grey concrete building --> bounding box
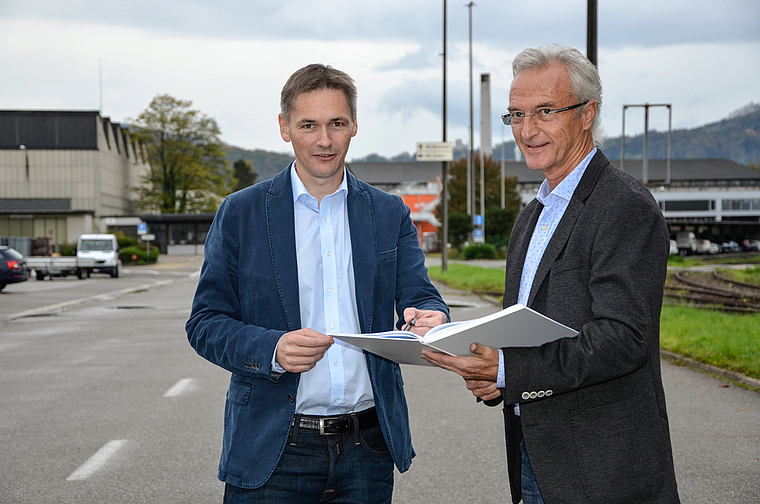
[0,110,150,252]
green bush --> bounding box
[59,243,76,256]
[462,243,497,260]
[120,244,159,264]
[108,229,139,248]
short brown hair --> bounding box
[280,64,357,123]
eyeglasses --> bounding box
[501,101,589,126]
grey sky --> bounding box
[1,0,758,160]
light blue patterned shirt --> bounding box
[271,163,375,415]
[497,149,597,403]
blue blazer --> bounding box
[186,166,449,489]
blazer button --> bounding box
[537,391,545,398]
[521,392,530,400]
[287,395,295,403]
[545,389,553,397]
[529,391,538,399]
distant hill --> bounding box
[225,145,294,182]
[225,103,760,177]
[600,103,760,165]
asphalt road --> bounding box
[0,256,758,503]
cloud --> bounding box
[1,0,758,158]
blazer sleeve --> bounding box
[501,186,669,404]
[185,195,286,380]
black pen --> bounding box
[402,317,417,332]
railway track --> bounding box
[665,270,760,313]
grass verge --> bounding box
[427,263,505,293]
[660,306,759,380]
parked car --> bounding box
[0,246,29,291]
[676,231,698,255]
[697,239,720,255]
[669,239,679,256]
[720,240,740,253]
[77,234,121,278]
[740,239,760,252]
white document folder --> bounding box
[332,304,578,366]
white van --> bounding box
[77,234,122,278]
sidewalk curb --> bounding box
[660,349,760,391]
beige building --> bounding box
[0,110,150,252]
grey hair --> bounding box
[280,64,357,124]
[512,44,605,147]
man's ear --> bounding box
[582,100,597,131]
[278,113,291,142]
[351,115,358,137]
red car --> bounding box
[0,246,29,291]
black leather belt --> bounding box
[293,407,380,435]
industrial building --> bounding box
[0,110,150,254]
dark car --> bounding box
[0,246,29,291]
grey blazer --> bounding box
[498,151,680,503]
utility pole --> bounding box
[441,0,449,272]
[587,0,597,66]
[466,1,475,217]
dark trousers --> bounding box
[223,423,394,503]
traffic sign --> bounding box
[416,141,454,162]
[141,234,155,242]
[137,222,147,235]
[473,228,485,243]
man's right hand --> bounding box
[275,329,334,373]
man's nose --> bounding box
[521,114,540,138]
[317,128,332,147]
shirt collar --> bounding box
[536,148,597,204]
[290,161,349,204]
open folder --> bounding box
[331,304,578,366]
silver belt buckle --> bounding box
[319,417,328,436]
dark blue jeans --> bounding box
[521,440,546,504]
[223,423,394,503]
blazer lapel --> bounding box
[527,151,609,305]
[266,166,301,331]
[346,173,376,334]
[505,200,542,306]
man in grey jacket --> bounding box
[423,44,680,503]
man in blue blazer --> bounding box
[423,45,680,503]
[186,64,448,503]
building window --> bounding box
[722,198,760,211]
[663,200,713,212]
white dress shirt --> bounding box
[272,163,375,416]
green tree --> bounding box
[130,94,230,213]
[447,212,473,248]
[437,155,522,247]
[231,159,257,192]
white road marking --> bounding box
[163,378,194,397]
[66,439,128,481]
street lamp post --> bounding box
[622,103,672,185]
